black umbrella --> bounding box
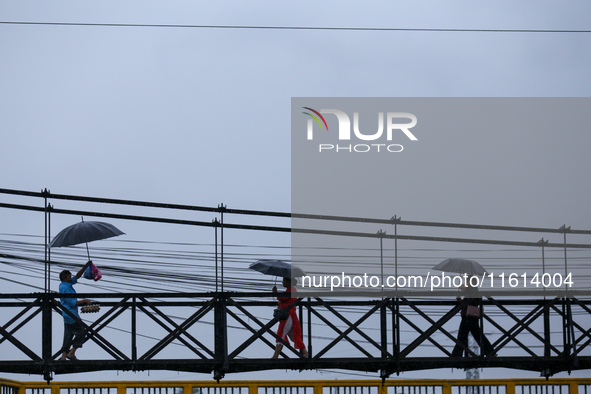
[249,259,306,280]
[433,258,487,276]
[49,219,125,260]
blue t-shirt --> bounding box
[59,277,79,325]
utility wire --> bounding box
[0,21,590,33]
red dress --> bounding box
[276,286,306,350]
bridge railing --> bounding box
[1,378,590,394]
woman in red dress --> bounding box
[271,277,308,358]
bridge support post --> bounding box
[42,293,53,382]
[544,300,551,358]
[380,299,388,381]
[132,297,137,364]
[214,293,228,381]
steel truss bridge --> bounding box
[1,188,591,382]
[0,291,590,382]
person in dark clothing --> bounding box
[59,261,92,361]
[451,282,495,357]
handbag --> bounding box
[83,262,102,282]
[83,265,93,280]
[466,305,480,317]
[90,262,102,281]
[273,308,289,321]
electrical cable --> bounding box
[0,21,590,34]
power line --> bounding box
[0,21,590,33]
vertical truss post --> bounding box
[544,299,551,358]
[380,297,388,381]
[566,298,578,369]
[214,294,228,381]
[42,292,53,382]
[390,216,400,292]
[478,302,484,357]
[382,301,388,362]
[43,190,51,293]
[559,225,577,370]
[42,190,53,382]
[562,298,567,356]
[218,204,226,292]
[394,297,400,374]
[561,297,573,362]
[44,192,48,292]
[307,297,312,358]
[377,230,385,291]
[132,297,137,363]
[299,302,304,350]
[216,202,228,380]
[538,238,548,299]
[213,219,220,292]
[565,297,572,368]
[560,225,570,291]
[540,238,551,377]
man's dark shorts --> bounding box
[62,321,86,352]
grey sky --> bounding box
[1,0,590,383]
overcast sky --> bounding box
[1,0,591,383]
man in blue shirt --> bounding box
[59,260,92,361]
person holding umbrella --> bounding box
[271,277,308,359]
[58,260,92,361]
[248,260,308,358]
[433,258,496,358]
[451,279,496,358]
